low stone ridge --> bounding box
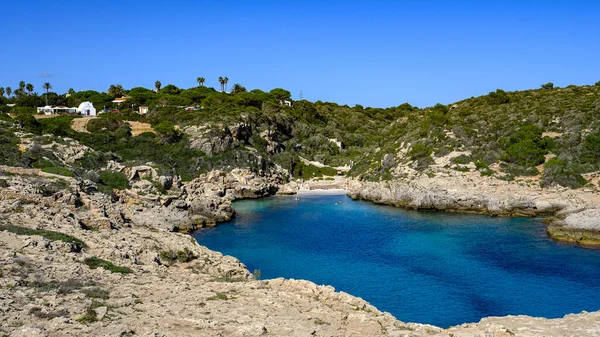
[2,168,600,336]
[345,166,600,244]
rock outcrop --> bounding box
[348,168,600,245]
[184,125,234,155]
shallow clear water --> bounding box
[193,194,600,327]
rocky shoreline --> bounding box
[343,168,600,248]
[2,166,600,336]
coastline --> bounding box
[275,172,600,247]
[339,170,600,248]
[2,167,600,336]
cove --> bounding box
[193,194,600,328]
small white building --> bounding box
[37,105,77,115]
[139,106,149,114]
[37,106,55,115]
[77,101,96,116]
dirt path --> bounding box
[70,117,94,133]
[67,117,155,136]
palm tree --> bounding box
[218,77,224,92]
[68,88,75,95]
[155,80,162,92]
[6,87,11,97]
[197,77,205,87]
[0,87,4,97]
[18,81,25,92]
[26,83,34,94]
[231,83,247,94]
[108,84,125,97]
[43,82,52,106]
[223,77,229,92]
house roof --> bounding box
[112,97,127,102]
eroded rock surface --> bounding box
[2,169,600,336]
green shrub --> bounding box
[76,300,105,324]
[81,287,110,299]
[87,117,121,133]
[206,292,228,301]
[41,167,73,177]
[503,139,547,166]
[541,82,554,89]
[451,154,472,164]
[0,225,87,251]
[159,248,197,265]
[540,158,587,189]
[487,89,510,104]
[292,162,337,179]
[501,124,548,167]
[581,133,600,166]
[408,144,432,160]
[502,164,540,177]
[154,121,182,142]
[98,170,130,190]
[84,257,132,273]
[38,116,76,137]
[14,113,42,134]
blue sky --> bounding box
[1,1,599,108]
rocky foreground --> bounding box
[1,167,600,336]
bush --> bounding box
[291,162,337,179]
[98,170,130,190]
[76,300,105,324]
[540,158,587,189]
[488,89,510,104]
[41,167,73,177]
[451,154,472,164]
[0,225,87,251]
[14,113,41,133]
[541,82,554,89]
[503,139,547,166]
[501,124,548,166]
[87,117,121,133]
[84,257,132,273]
[581,133,600,166]
[154,121,182,143]
[159,248,197,265]
[502,163,540,176]
[81,287,110,299]
[408,144,432,160]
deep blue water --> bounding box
[193,194,600,328]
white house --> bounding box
[139,106,149,114]
[37,105,77,115]
[279,99,293,107]
[37,106,54,115]
[77,102,96,116]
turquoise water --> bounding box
[193,194,600,327]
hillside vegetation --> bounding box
[1,81,599,189]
